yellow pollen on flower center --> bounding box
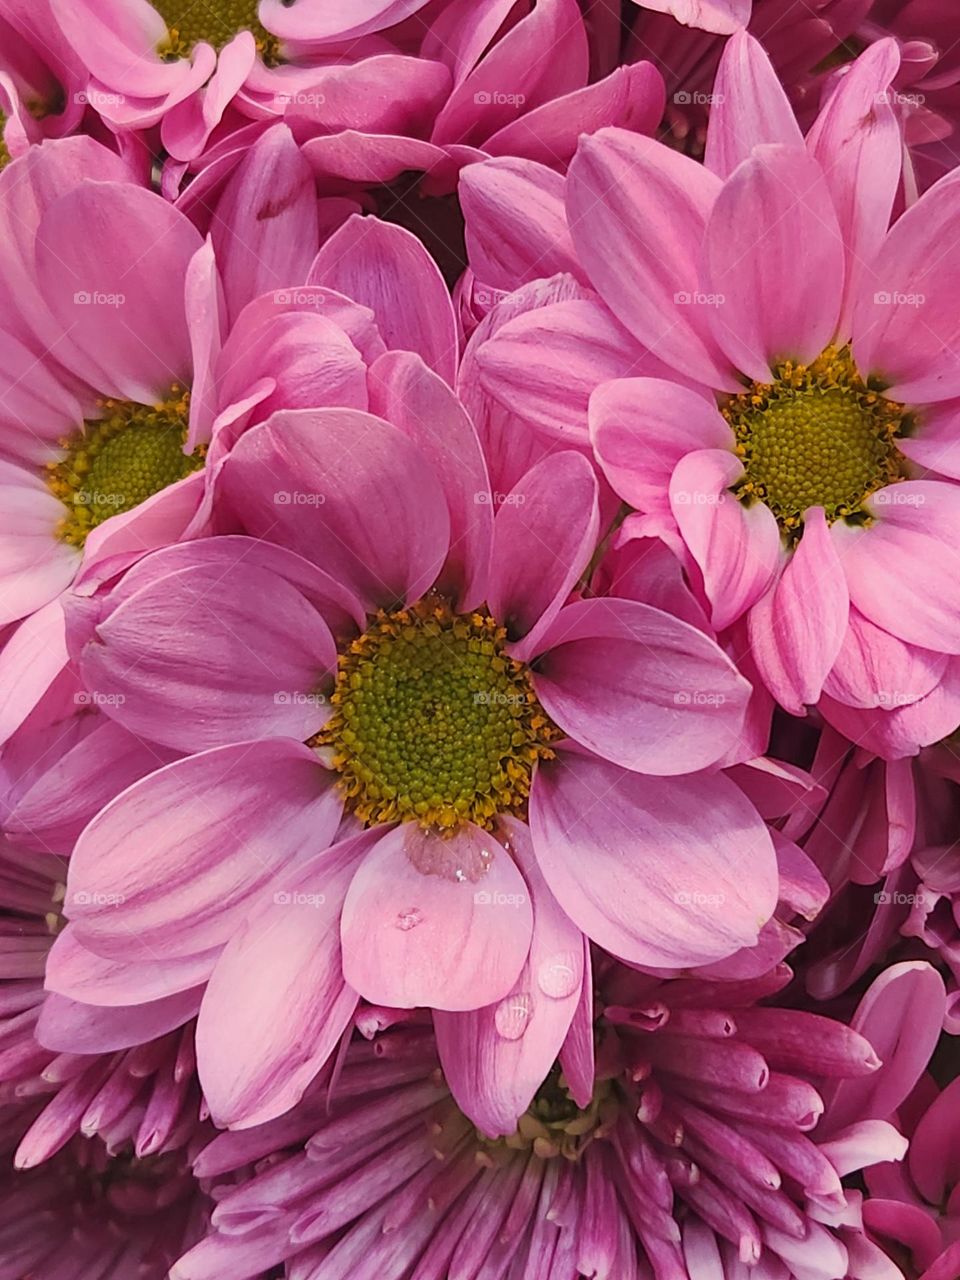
[45,386,204,548]
[722,346,911,536]
[493,1067,618,1162]
[154,0,283,63]
[319,597,560,835]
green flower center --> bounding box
[321,598,559,834]
[154,0,282,64]
[495,1067,618,1161]
[46,388,204,548]
[723,346,910,536]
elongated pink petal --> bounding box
[530,752,778,967]
[340,823,533,1011]
[37,988,202,1054]
[533,597,751,774]
[705,31,803,179]
[65,741,342,960]
[434,818,583,1137]
[704,145,844,383]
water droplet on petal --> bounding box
[395,907,423,931]
[494,992,533,1040]
[537,952,580,999]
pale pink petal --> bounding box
[65,741,342,960]
[747,509,850,715]
[35,183,202,401]
[566,129,735,389]
[669,448,782,631]
[705,31,803,179]
[79,558,336,753]
[634,0,749,35]
[217,408,450,612]
[487,452,599,660]
[704,145,844,383]
[367,350,492,612]
[197,836,375,1130]
[0,598,70,745]
[533,598,752,774]
[434,818,583,1137]
[260,0,432,42]
[806,39,902,339]
[37,989,202,1055]
[340,823,533,1011]
[209,123,319,323]
[45,928,218,1006]
[308,216,456,386]
[822,607,948,709]
[898,401,960,480]
[853,168,960,403]
[530,752,778,967]
[590,377,733,512]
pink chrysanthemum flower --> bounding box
[172,960,942,1280]
[50,353,779,1128]
[475,32,960,723]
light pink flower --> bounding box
[49,355,779,1128]
[475,32,960,722]
[630,0,750,35]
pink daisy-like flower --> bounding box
[475,32,960,723]
[49,352,779,1128]
[172,959,943,1280]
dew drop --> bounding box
[494,992,533,1040]
[537,952,580,999]
[395,907,423,931]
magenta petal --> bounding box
[37,988,202,1055]
[487,451,599,659]
[434,818,583,1137]
[196,837,373,1130]
[308,215,457,386]
[218,408,451,612]
[703,145,844,383]
[80,557,336,754]
[65,740,342,960]
[533,597,751,774]
[705,31,803,179]
[340,823,533,1012]
[748,509,850,715]
[566,128,734,388]
[669,448,782,630]
[368,350,492,612]
[530,752,778,967]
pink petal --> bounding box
[703,145,844,384]
[308,216,456,386]
[65,740,342,960]
[590,377,733,512]
[806,39,902,339]
[533,597,752,774]
[566,129,734,389]
[209,123,319,323]
[530,752,778,967]
[822,607,948,710]
[35,182,201,401]
[340,823,533,1011]
[217,408,450,612]
[197,837,373,1129]
[669,448,782,631]
[79,557,336,753]
[705,31,803,179]
[46,928,218,1006]
[748,509,850,715]
[434,818,583,1137]
[487,451,599,660]
[635,0,749,35]
[853,168,960,403]
[37,988,202,1055]
[368,350,492,612]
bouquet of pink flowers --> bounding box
[0,2,959,1277]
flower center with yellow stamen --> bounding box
[0,113,9,171]
[495,1067,618,1161]
[722,346,911,536]
[154,0,283,64]
[320,597,559,834]
[46,386,204,548]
